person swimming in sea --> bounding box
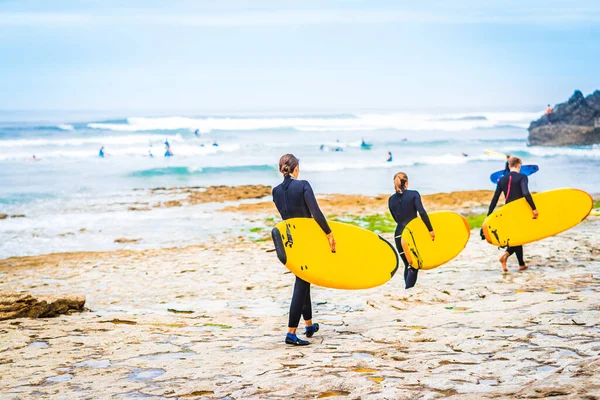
[212,141,219,147]
[462,152,468,157]
[272,154,336,346]
[194,129,200,138]
[99,146,105,158]
[388,172,434,289]
[486,156,538,272]
[148,150,154,158]
[386,151,393,162]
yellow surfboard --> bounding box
[401,211,470,270]
[484,149,507,158]
[271,218,398,290]
[482,188,592,247]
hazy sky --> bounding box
[1,0,599,112]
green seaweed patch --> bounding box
[465,214,487,229]
[333,214,396,234]
[249,227,264,233]
[594,200,600,209]
[168,308,194,314]
[203,323,232,329]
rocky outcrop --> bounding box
[528,90,600,146]
[0,293,85,320]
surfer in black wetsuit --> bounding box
[388,172,434,289]
[272,154,336,346]
[504,154,510,173]
[487,156,539,272]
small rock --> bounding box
[114,238,141,244]
[10,214,25,218]
[0,293,85,321]
[0,214,7,220]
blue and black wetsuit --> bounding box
[488,171,537,266]
[273,176,331,328]
[388,190,433,289]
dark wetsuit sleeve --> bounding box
[488,183,502,215]
[416,193,433,232]
[388,197,398,223]
[520,176,536,210]
[303,182,331,235]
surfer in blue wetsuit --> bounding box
[212,141,218,147]
[486,156,538,272]
[99,146,105,158]
[386,151,393,162]
[272,154,336,346]
[388,172,434,289]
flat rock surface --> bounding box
[0,218,599,399]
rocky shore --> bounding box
[1,186,599,399]
[528,90,600,146]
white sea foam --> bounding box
[86,111,542,134]
[57,124,75,131]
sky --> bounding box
[0,0,599,112]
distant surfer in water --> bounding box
[148,150,154,158]
[194,129,200,138]
[99,146,105,158]
[388,172,434,289]
[272,154,336,346]
[386,151,393,162]
[486,156,538,272]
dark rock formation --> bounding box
[0,293,86,320]
[528,90,600,146]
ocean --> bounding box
[1,110,599,258]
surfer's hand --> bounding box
[327,233,336,253]
[429,231,435,241]
[532,210,539,219]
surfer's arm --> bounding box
[303,182,332,235]
[488,184,502,215]
[388,197,398,223]
[415,193,433,232]
[520,176,537,211]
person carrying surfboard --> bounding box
[272,154,336,346]
[486,156,539,272]
[388,172,435,289]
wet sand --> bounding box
[0,188,599,399]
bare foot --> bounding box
[519,265,528,271]
[499,254,508,273]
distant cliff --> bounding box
[528,90,600,146]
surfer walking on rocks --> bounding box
[388,172,434,289]
[487,156,539,272]
[272,154,336,346]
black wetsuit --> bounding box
[388,190,433,289]
[273,176,331,328]
[488,171,537,266]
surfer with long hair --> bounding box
[272,154,336,346]
[388,172,434,289]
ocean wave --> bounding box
[129,164,277,178]
[0,134,185,148]
[301,153,500,172]
[503,145,600,158]
[57,124,75,131]
[86,111,541,134]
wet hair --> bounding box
[393,172,408,194]
[279,154,299,177]
[508,156,522,168]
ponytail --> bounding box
[279,154,300,177]
[393,172,408,194]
